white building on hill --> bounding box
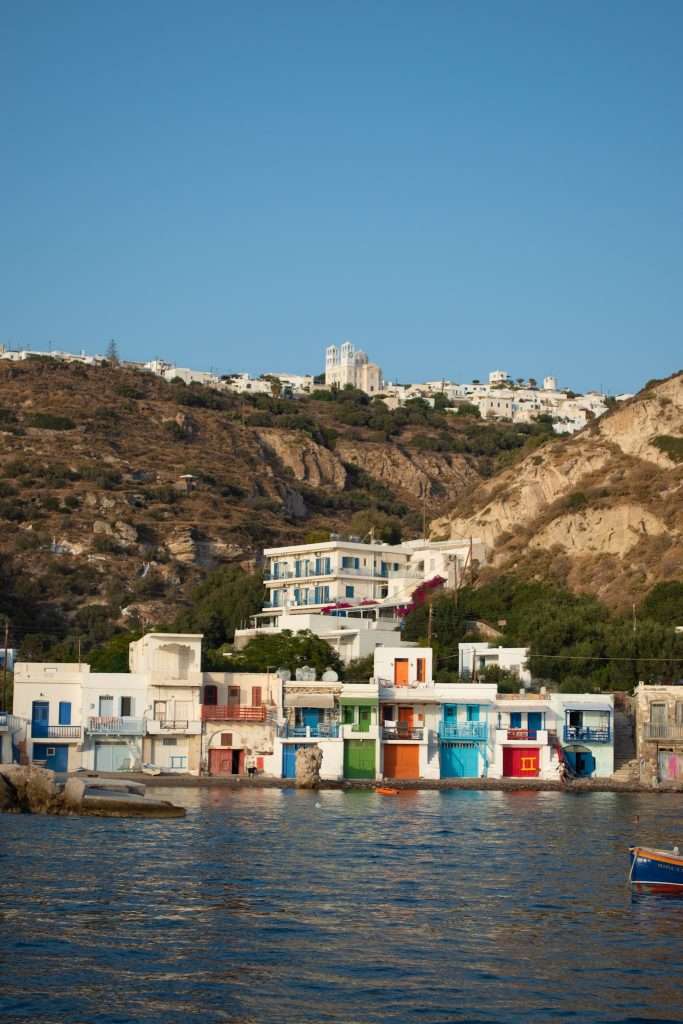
[325,341,383,394]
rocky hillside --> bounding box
[432,372,683,610]
[0,357,552,643]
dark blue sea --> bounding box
[2,788,683,1023]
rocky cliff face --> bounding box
[431,372,683,609]
[0,359,491,633]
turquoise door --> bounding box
[527,712,543,737]
[443,705,457,723]
[440,743,479,778]
[33,744,68,772]
[302,708,321,730]
[283,744,303,779]
[466,705,480,722]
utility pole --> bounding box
[2,619,9,713]
[427,602,433,648]
[422,490,427,539]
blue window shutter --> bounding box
[59,701,71,725]
[346,585,355,598]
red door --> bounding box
[209,748,232,776]
[503,747,540,777]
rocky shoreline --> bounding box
[0,766,186,816]
[95,772,683,795]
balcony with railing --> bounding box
[439,722,488,742]
[563,725,611,743]
[201,704,267,722]
[643,723,683,741]
[30,723,82,740]
[0,713,24,732]
[382,726,424,741]
[277,722,340,739]
[146,719,202,735]
[87,716,145,736]
[496,728,549,745]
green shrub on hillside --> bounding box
[652,435,683,463]
[25,413,76,430]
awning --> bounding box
[284,693,335,709]
[563,702,612,713]
[340,696,378,707]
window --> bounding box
[650,703,667,726]
[343,706,354,725]
[345,585,355,598]
[46,747,56,757]
[203,685,218,706]
[58,701,71,725]
[120,696,133,717]
[228,687,241,706]
[251,686,262,706]
[162,738,177,746]
[510,712,522,729]
[154,701,166,721]
[221,733,233,746]
[99,695,114,716]
[416,658,426,682]
[676,703,683,726]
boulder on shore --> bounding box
[295,745,323,788]
[0,766,185,817]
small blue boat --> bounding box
[629,845,683,891]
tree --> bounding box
[639,581,683,626]
[105,339,119,363]
[86,631,142,672]
[229,630,343,677]
[343,654,374,682]
[349,509,402,544]
[174,566,265,649]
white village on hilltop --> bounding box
[0,339,630,434]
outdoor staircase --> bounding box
[612,709,639,782]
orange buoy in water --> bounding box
[376,786,400,796]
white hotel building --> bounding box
[234,536,487,663]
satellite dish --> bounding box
[322,668,339,683]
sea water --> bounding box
[2,788,683,1023]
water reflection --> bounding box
[1,790,683,1022]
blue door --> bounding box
[527,712,543,738]
[32,744,68,772]
[441,743,479,778]
[32,701,49,738]
[302,708,321,731]
[58,701,71,725]
[466,705,480,722]
[510,712,522,729]
[282,744,303,779]
[443,705,457,723]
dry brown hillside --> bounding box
[1,357,551,635]
[431,371,683,610]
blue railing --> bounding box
[563,726,610,744]
[439,722,488,742]
[277,722,340,738]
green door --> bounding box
[358,707,371,733]
[344,739,375,779]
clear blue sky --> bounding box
[2,1,682,393]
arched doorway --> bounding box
[563,744,595,778]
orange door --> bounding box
[383,744,420,779]
[398,706,414,729]
[416,658,426,682]
[394,659,409,686]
